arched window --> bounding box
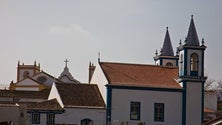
[81,118,93,125]
[190,53,199,76]
[166,62,173,67]
[23,71,30,79]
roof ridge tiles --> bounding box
[100,61,178,69]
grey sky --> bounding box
[0,0,222,84]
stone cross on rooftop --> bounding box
[64,59,69,67]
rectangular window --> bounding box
[154,103,164,122]
[47,113,55,124]
[32,113,40,124]
[130,101,140,120]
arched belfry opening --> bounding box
[190,53,199,76]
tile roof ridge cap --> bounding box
[100,61,178,69]
[55,82,96,86]
[100,61,155,66]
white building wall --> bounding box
[186,82,202,125]
[39,114,47,125]
[90,63,108,103]
[55,108,106,125]
[17,79,39,86]
[162,59,177,67]
[0,105,20,124]
[111,88,182,125]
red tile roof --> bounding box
[55,82,105,108]
[100,62,181,89]
[26,98,63,111]
[0,89,50,99]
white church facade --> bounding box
[90,15,207,125]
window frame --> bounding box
[46,113,55,124]
[154,103,164,122]
[32,112,40,124]
[130,101,141,120]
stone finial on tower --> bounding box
[179,39,182,46]
[98,52,101,62]
[201,38,205,46]
[155,49,158,56]
[88,62,96,83]
[18,61,20,66]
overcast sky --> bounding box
[0,0,222,84]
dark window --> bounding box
[32,113,40,124]
[23,71,30,79]
[154,103,164,122]
[81,118,93,125]
[37,76,47,83]
[166,62,173,67]
[20,113,24,117]
[130,102,140,120]
[47,113,55,124]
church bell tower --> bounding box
[154,27,179,67]
[17,61,40,82]
[177,15,207,125]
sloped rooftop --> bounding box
[26,98,63,111]
[0,89,50,99]
[55,82,105,108]
[99,62,181,89]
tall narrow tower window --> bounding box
[190,53,198,76]
[179,54,183,76]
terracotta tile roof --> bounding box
[0,89,50,99]
[26,98,63,111]
[0,99,63,111]
[55,82,105,108]
[100,62,181,89]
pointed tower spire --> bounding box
[153,27,179,66]
[161,27,174,56]
[186,15,200,46]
